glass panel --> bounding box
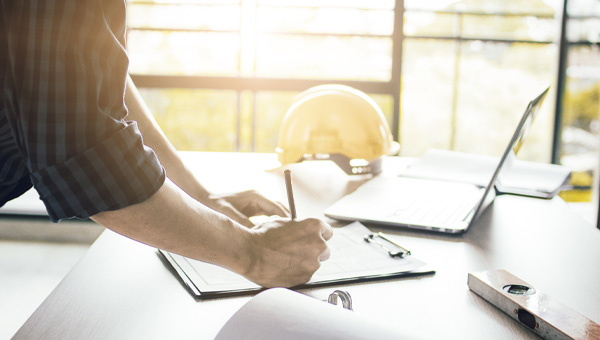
[405,0,555,15]
[400,39,456,156]
[255,92,297,153]
[138,89,238,151]
[567,0,600,17]
[404,11,456,37]
[567,18,600,42]
[239,91,253,152]
[561,45,600,171]
[255,35,392,80]
[461,14,556,41]
[404,0,458,11]
[129,0,240,4]
[257,7,393,35]
[563,1,600,203]
[257,0,394,10]
[127,4,241,30]
[453,41,556,163]
[405,11,556,41]
[127,31,240,75]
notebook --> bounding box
[324,87,550,234]
[214,288,426,339]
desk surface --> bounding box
[12,152,600,339]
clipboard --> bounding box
[160,221,435,299]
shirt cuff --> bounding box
[31,121,165,222]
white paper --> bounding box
[215,288,423,340]
[167,222,428,296]
[403,149,570,195]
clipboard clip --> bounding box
[364,232,411,258]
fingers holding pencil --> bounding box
[283,169,333,261]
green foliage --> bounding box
[563,82,600,130]
[139,88,238,151]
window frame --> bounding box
[127,0,592,164]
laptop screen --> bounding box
[470,86,550,223]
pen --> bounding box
[284,169,297,219]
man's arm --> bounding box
[124,75,287,227]
[96,76,334,288]
[91,178,332,288]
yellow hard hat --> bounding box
[276,84,400,175]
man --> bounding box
[0,0,332,288]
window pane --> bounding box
[400,39,456,156]
[127,4,241,30]
[258,0,394,10]
[401,39,556,161]
[405,0,555,15]
[461,14,556,41]
[257,7,393,35]
[454,42,555,163]
[138,89,238,151]
[129,0,240,4]
[562,45,600,171]
[255,35,392,80]
[255,92,297,153]
[568,0,600,17]
[562,3,600,202]
[405,11,556,42]
[404,12,456,37]
[128,31,240,75]
[567,18,600,42]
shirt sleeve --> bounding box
[1,0,165,222]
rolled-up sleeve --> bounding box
[31,121,165,222]
[0,0,165,222]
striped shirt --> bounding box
[0,0,165,222]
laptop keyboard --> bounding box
[351,176,485,226]
[325,175,486,230]
[387,185,481,225]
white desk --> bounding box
[12,152,600,339]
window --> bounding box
[559,0,600,202]
[402,1,557,162]
[126,0,600,202]
[127,0,398,152]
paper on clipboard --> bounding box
[402,149,570,198]
[160,222,434,298]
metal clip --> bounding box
[327,290,353,311]
[364,232,411,258]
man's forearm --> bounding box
[91,179,251,275]
[91,179,333,288]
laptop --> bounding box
[325,87,550,234]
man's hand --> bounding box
[92,179,333,289]
[205,190,290,228]
[242,217,334,288]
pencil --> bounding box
[284,169,297,219]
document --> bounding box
[161,222,433,298]
[215,288,426,339]
[402,149,571,198]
